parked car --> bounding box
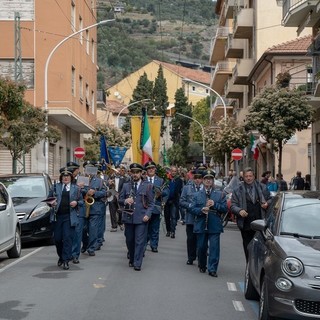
[244,191,320,320]
[0,173,54,244]
[0,182,21,258]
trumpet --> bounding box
[84,194,95,218]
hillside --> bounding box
[97,0,217,88]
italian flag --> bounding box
[250,133,259,160]
[140,108,153,164]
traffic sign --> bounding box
[74,147,85,159]
[231,148,243,161]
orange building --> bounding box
[0,0,99,176]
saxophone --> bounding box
[84,193,95,218]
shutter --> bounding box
[0,144,31,174]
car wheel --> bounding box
[221,212,229,227]
[7,227,22,258]
[244,261,259,300]
[259,277,276,320]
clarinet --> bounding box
[204,189,211,231]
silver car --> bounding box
[244,191,320,320]
[0,182,21,258]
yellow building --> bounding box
[0,0,99,176]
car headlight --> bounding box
[281,257,304,277]
[28,204,51,219]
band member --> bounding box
[67,161,80,182]
[190,170,227,277]
[144,161,169,252]
[49,167,83,270]
[180,169,203,265]
[118,163,154,271]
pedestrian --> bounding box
[267,176,278,192]
[276,173,288,191]
[180,169,203,266]
[49,167,83,270]
[292,171,305,190]
[305,174,311,190]
[118,163,154,271]
[260,171,271,184]
[190,169,227,277]
[144,161,169,253]
[164,165,183,238]
[230,167,272,262]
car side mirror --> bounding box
[251,219,266,232]
[0,203,7,211]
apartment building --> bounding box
[211,0,311,178]
[0,0,99,176]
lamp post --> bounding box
[44,19,115,174]
[116,99,151,128]
[183,78,228,175]
[175,112,206,165]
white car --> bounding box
[0,182,21,258]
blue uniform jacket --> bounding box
[119,180,155,224]
[152,176,169,215]
[180,181,203,225]
[49,183,84,227]
[190,189,227,233]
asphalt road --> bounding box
[0,216,259,320]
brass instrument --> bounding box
[203,189,211,231]
[84,194,95,218]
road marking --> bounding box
[227,282,237,291]
[232,300,245,311]
[0,247,43,274]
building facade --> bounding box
[0,0,99,176]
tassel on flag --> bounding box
[140,108,153,164]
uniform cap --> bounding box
[129,163,143,172]
[202,169,216,179]
[66,161,80,169]
[144,160,156,170]
[59,167,73,176]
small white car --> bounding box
[0,182,21,258]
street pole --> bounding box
[183,78,228,176]
[175,112,206,165]
[116,99,151,128]
[44,19,115,174]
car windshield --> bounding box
[0,177,46,198]
[281,199,320,238]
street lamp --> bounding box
[183,78,228,175]
[116,99,151,127]
[44,19,115,173]
[175,112,206,165]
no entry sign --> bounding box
[231,148,243,161]
[74,147,85,159]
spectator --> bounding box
[292,171,305,190]
[267,176,278,192]
[276,173,288,191]
[305,174,311,190]
[261,171,271,184]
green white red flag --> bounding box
[140,108,153,164]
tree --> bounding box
[153,65,169,136]
[205,118,249,165]
[191,97,210,142]
[170,88,192,157]
[167,143,185,166]
[245,87,314,175]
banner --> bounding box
[100,135,110,170]
[108,146,128,167]
[131,115,161,164]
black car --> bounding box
[0,173,54,244]
[244,191,320,320]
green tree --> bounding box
[167,143,185,166]
[170,88,192,156]
[153,64,169,136]
[245,87,314,175]
[191,97,210,142]
[205,117,249,165]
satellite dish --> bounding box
[114,91,119,97]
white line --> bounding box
[232,300,245,312]
[227,282,237,291]
[0,247,44,274]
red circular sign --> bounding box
[231,148,243,161]
[74,147,85,159]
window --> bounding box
[86,30,89,54]
[71,2,76,32]
[91,90,95,114]
[192,86,196,91]
[85,83,89,107]
[71,66,76,97]
[91,39,95,63]
[79,75,83,101]
[79,16,83,44]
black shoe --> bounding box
[127,251,130,259]
[209,271,218,277]
[57,259,63,267]
[170,233,175,238]
[199,267,206,273]
[72,258,79,264]
[166,232,170,237]
[81,247,87,253]
[120,225,124,231]
[88,251,95,256]
[151,247,158,253]
[134,266,141,271]
[129,262,134,268]
[63,262,69,270]
[186,260,193,265]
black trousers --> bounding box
[186,224,197,262]
[109,200,118,229]
[240,229,256,262]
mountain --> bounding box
[97,0,217,88]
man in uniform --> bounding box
[118,163,154,271]
[190,170,227,277]
[144,161,169,253]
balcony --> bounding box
[233,58,255,85]
[210,97,234,123]
[225,34,244,59]
[210,27,230,65]
[233,8,254,39]
[211,61,236,95]
[224,78,244,99]
[282,0,319,28]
